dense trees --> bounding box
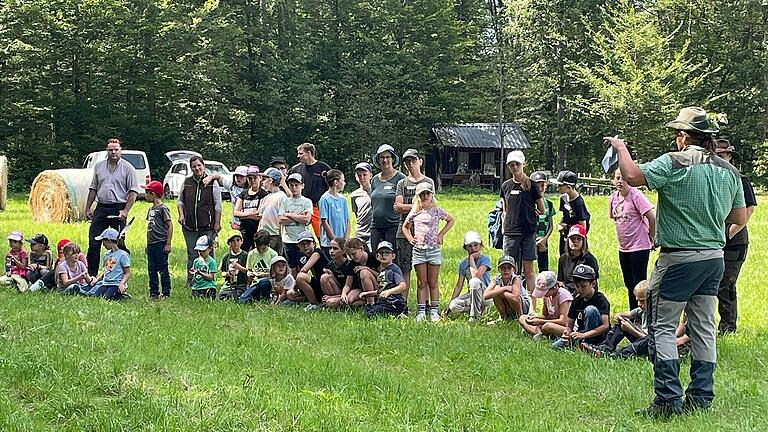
[0,0,765,191]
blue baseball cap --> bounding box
[297,231,314,243]
[95,228,119,241]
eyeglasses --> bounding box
[377,251,393,256]
[329,246,340,250]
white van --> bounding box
[83,150,151,197]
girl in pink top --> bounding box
[519,271,573,339]
[608,169,656,309]
[403,183,455,322]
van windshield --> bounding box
[122,154,147,169]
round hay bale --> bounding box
[0,156,7,211]
[28,169,93,223]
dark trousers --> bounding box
[536,248,549,272]
[619,249,650,310]
[718,245,747,334]
[92,284,123,301]
[602,323,650,358]
[147,242,171,297]
[365,297,407,318]
[370,226,398,252]
[238,279,272,303]
[87,203,126,275]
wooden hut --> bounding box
[426,123,530,191]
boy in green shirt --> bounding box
[189,235,217,299]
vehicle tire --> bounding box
[164,185,173,199]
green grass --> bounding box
[1,192,766,431]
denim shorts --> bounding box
[412,246,442,265]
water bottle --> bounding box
[5,256,12,274]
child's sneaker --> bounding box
[29,280,45,292]
[430,310,441,322]
[304,304,320,312]
[579,342,606,358]
[414,312,427,322]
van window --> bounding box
[205,164,228,175]
[122,154,147,170]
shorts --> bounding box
[285,243,302,268]
[396,238,413,272]
[309,275,323,302]
[503,234,537,262]
[412,246,442,265]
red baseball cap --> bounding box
[567,224,587,238]
[141,180,164,197]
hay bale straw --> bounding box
[0,156,7,211]
[28,169,93,223]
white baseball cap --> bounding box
[506,150,525,164]
[463,231,482,246]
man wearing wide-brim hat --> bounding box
[605,107,747,417]
[713,139,757,336]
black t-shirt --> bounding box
[290,161,332,205]
[500,179,542,235]
[559,194,591,232]
[327,259,352,285]
[346,252,380,276]
[725,176,757,248]
[557,252,599,293]
[568,291,610,331]
[299,248,330,277]
[238,188,269,232]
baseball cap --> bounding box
[415,182,434,196]
[551,170,577,186]
[463,231,482,246]
[354,162,373,172]
[532,271,558,298]
[57,239,71,255]
[506,150,525,164]
[7,231,23,242]
[297,231,315,243]
[95,228,119,241]
[194,235,211,251]
[227,231,243,243]
[246,165,261,176]
[286,173,303,183]
[26,233,49,248]
[497,255,516,268]
[402,148,420,161]
[270,157,287,166]
[376,241,395,252]
[572,264,596,281]
[141,180,164,197]
[233,165,248,177]
[530,171,548,183]
[568,224,587,238]
[373,144,399,167]
[270,255,288,267]
[262,167,282,183]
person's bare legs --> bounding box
[428,263,441,320]
[541,322,566,338]
[295,272,319,304]
[503,291,523,317]
[358,268,377,304]
[415,263,429,319]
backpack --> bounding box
[488,199,504,250]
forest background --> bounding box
[1,0,765,190]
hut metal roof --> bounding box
[431,123,529,149]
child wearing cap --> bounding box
[279,173,313,275]
[318,169,350,256]
[403,182,454,322]
[530,171,556,272]
[294,231,331,311]
[553,264,610,350]
[519,271,573,340]
[234,166,269,252]
[189,235,217,298]
[231,166,248,229]
[484,255,530,322]
[360,241,408,317]
[257,167,287,254]
[557,224,599,294]
[90,228,131,300]
[143,180,173,299]
[217,231,250,300]
[552,170,590,255]
[445,231,492,322]
[26,234,52,291]
[238,230,278,303]
[350,163,373,245]
[0,231,29,291]
[341,237,380,308]
[268,255,296,304]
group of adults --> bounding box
[83,105,753,418]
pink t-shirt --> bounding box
[609,187,654,252]
[5,250,28,277]
[405,206,450,249]
[56,259,89,288]
[542,287,573,320]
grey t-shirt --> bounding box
[350,187,372,239]
[395,176,435,238]
[89,158,140,204]
[370,171,406,229]
[146,203,171,244]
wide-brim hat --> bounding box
[373,144,399,168]
[715,139,740,156]
[665,107,719,134]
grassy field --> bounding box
[1,191,766,431]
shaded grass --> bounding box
[0,192,766,431]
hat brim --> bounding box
[7,236,22,242]
[194,245,209,251]
[497,260,515,268]
[531,288,549,299]
[665,120,718,134]
[373,151,400,168]
[572,275,595,281]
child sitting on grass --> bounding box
[557,224,599,294]
[238,230,278,303]
[142,180,173,299]
[360,241,408,317]
[444,231,492,322]
[89,228,131,301]
[553,264,610,350]
[581,280,650,358]
[189,236,217,299]
[319,238,352,309]
[294,231,330,311]
[1,231,29,291]
[340,237,379,308]
[268,256,296,305]
[218,232,249,300]
[26,234,52,292]
[484,255,530,323]
[519,271,573,340]
[57,242,93,295]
